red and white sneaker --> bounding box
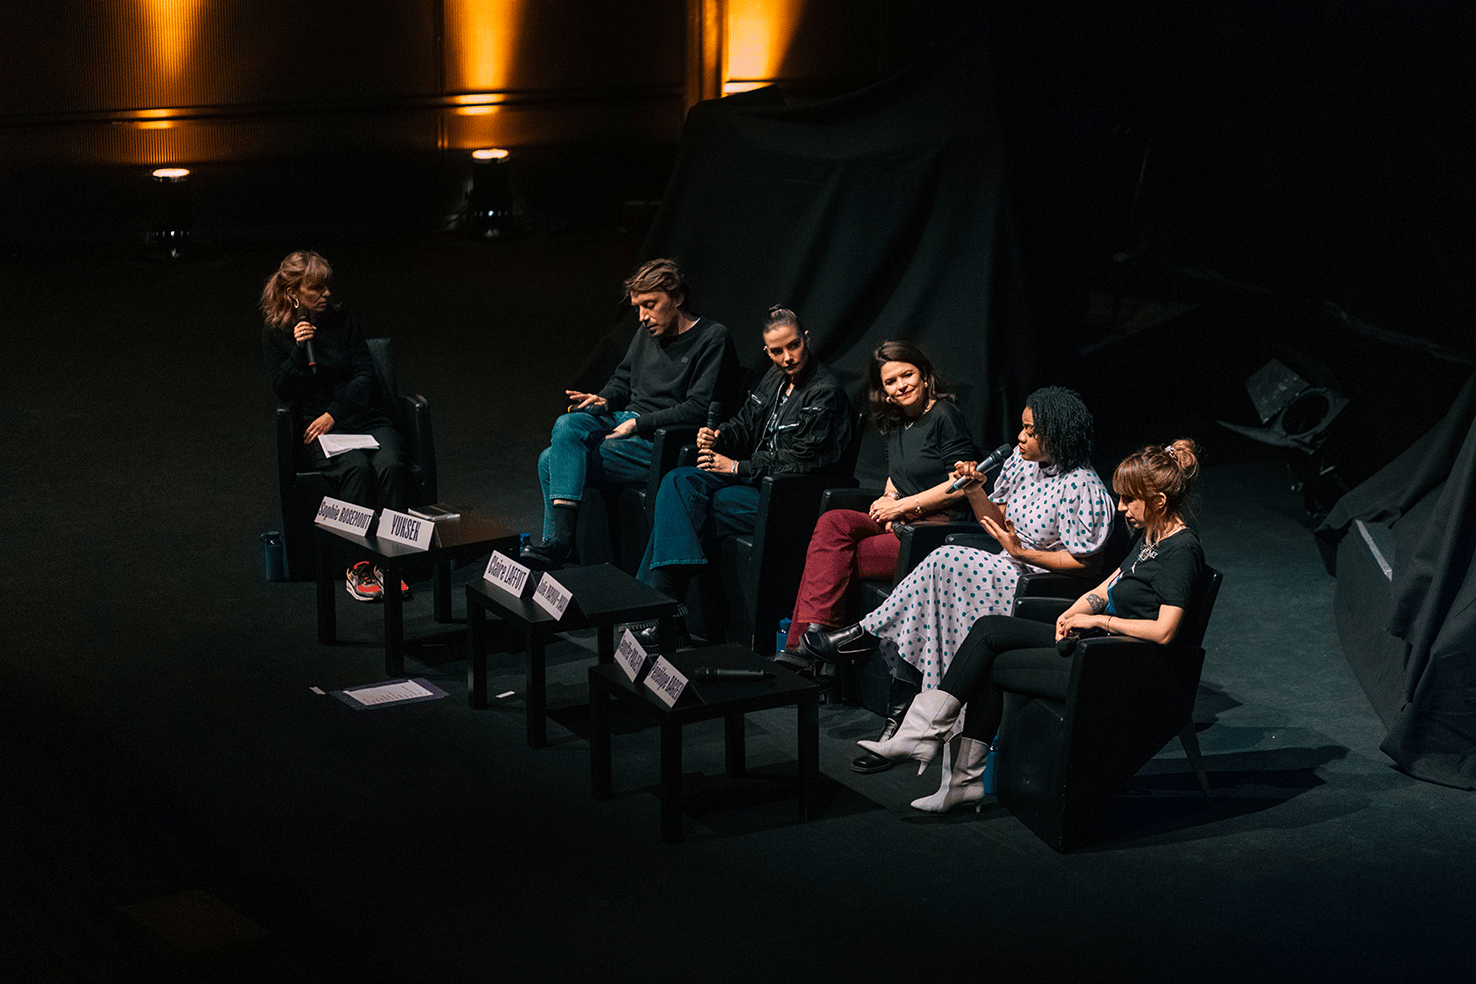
[375,566,410,598]
[346,561,383,602]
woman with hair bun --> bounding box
[854,440,1207,812]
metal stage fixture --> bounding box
[467,148,513,239]
[147,167,192,259]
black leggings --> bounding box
[941,615,1073,742]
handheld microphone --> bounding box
[705,401,723,431]
[692,667,774,681]
[300,307,318,372]
[947,443,1013,494]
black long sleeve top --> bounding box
[597,316,739,437]
[261,305,391,435]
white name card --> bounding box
[531,570,574,619]
[375,509,437,551]
[314,496,376,537]
[642,654,689,708]
[483,551,534,597]
[614,628,650,683]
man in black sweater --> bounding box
[631,306,855,638]
[526,258,738,568]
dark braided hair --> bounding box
[1024,386,1094,473]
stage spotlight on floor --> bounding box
[148,167,192,259]
[468,148,513,238]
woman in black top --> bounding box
[261,251,411,602]
[777,340,978,653]
[856,440,1207,812]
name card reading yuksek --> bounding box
[531,570,574,619]
[314,496,376,536]
[376,508,437,551]
[483,550,534,598]
[643,654,689,708]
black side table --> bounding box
[315,513,517,676]
[588,644,820,843]
[465,562,680,747]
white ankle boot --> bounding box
[855,689,962,773]
[910,737,990,813]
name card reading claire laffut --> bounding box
[614,628,652,683]
[483,550,534,598]
[375,508,437,551]
[643,654,689,708]
[531,570,574,619]
[314,496,376,537]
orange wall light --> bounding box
[725,0,804,92]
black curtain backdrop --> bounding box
[574,36,1027,482]
[1322,372,1476,789]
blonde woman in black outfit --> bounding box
[857,440,1206,812]
[261,250,411,602]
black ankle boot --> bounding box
[852,682,918,773]
[801,623,878,664]
[521,539,570,571]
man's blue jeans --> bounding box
[636,466,761,582]
[537,409,654,542]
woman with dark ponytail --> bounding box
[854,440,1207,812]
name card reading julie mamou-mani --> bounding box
[375,508,437,551]
[642,654,689,708]
[614,627,652,683]
[531,570,574,619]
[483,551,534,598]
[314,496,376,537]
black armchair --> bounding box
[687,411,867,652]
[273,338,437,581]
[993,565,1223,852]
[573,424,697,573]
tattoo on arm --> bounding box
[1086,593,1107,615]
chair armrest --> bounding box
[400,393,438,503]
[943,532,1002,552]
[894,521,990,581]
[640,425,700,520]
[275,405,297,498]
[1016,570,1094,599]
[820,487,880,513]
[1013,596,1073,623]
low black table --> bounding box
[465,562,680,747]
[588,644,820,843]
[315,512,517,676]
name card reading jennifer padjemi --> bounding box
[531,570,574,619]
[643,654,689,708]
[614,628,651,683]
[483,551,534,597]
[314,496,376,537]
[375,508,437,551]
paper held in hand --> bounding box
[318,434,380,458]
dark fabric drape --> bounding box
[578,36,1022,483]
[1321,371,1476,788]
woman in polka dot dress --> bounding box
[805,387,1113,790]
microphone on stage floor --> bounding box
[947,442,1013,494]
[692,667,775,681]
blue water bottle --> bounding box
[776,617,792,653]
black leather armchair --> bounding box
[686,411,867,652]
[573,424,697,573]
[993,565,1223,851]
[273,338,437,581]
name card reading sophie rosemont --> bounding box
[315,496,376,536]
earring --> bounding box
[291,296,299,309]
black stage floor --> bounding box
[4,232,1471,984]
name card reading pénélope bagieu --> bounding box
[643,654,689,708]
[531,570,574,619]
[314,496,376,537]
[375,508,437,551]
[483,551,534,597]
[615,627,651,683]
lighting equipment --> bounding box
[148,167,192,259]
[467,148,513,238]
